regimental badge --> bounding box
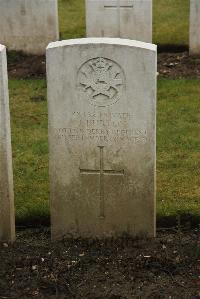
[77,57,125,107]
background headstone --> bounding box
[86,0,152,42]
[0,45,15,243]
[190,0,200,55]
[47,38,157,240]
[0,0,59,55]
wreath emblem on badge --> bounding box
[77,57,125,107]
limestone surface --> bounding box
[86,0,152,42]
[47,38,157,240]
[190,0,200,55]
[0,0,59,55]
[0,45,15,243]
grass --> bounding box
[9,79,200,225]
[9,80,49,224]
[8,0,199,225]
[153,0,189,46]
[58,0,85,40]
[157,79,200,219]
[58,0,190,46]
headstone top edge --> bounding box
[86,0,151,1]
[0,44,6,52]
[46,38,157,52]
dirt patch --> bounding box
[158,52,200,79]
[7,51,200,80]
[0,228,199,298]
[7,51,46,79]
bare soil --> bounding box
[0,228,199,299]
[7,52,45,79]
[158,52,200,79]
[7,51,200,80]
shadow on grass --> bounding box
[16,213,200,230]
[157,44,189,53]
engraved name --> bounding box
[54,110,148,144]
[55,127,147,144]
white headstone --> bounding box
[86,0,152,43]
[47,38,157,240]
[0,0,59,55]
[0,45,15,243]
[190,0,200,55]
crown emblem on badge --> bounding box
[89,58,112,74]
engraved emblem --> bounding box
[77,57,125,107]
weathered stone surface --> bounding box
[0,0,59,55]
[47,38,157,240]
[86,0,152,42]
[190,0,200,55]
[0,45,15,243]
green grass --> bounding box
[153,0,189,46]
[58,0,190,46]
[9,79,200,224]
[58,0,85,40]
[9,80,49,224]
[157,79,200,218]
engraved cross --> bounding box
[80,146,124,218]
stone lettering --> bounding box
[47,38,157,239]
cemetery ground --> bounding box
[0,0,200,298]
[1,57,199,298]
[7,73,200,227]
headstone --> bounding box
[47,38,157,240]
[0,0,59,55]
[0,45,15,243]
[190,0,200,55]
[86,0,152,43]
